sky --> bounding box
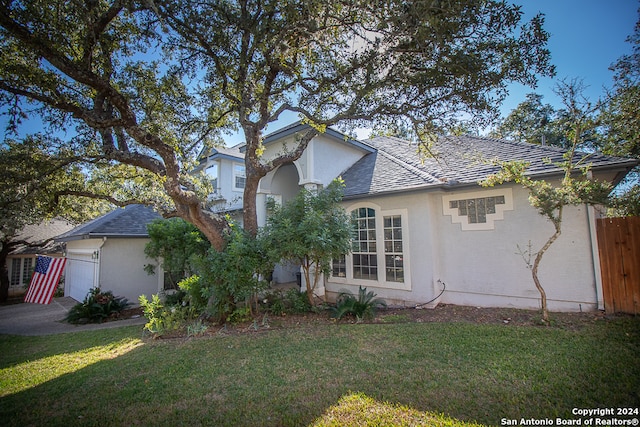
[500,0,639,116]
[224,0,640,144]
[2,1,638,144]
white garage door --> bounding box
[65,253,98,302]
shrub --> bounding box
[262,288,312,316]
[65,288,130,324]
[197,223,274,322]
[331,286,386,321]
[139,294,199,336]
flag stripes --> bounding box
[24,256,67,304]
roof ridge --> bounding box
[376,147,441,184]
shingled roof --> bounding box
[56,205,162,242]
[9,219,75,255]
[341,135,638,199]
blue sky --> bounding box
[243,0,640,142]
[501,0,638,115]
[2,1,638,144]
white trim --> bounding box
[329,203,411,291]
[442,188,513,231]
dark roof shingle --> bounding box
[341,135,638,198]
[56,205,162,242]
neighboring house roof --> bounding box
[200,143,245,163]
[9,219,75,255]
[55,205,162,242]
[341,135,639,199]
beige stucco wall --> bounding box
[326,183,600,312]
[97,238,159,305]
[434,184,599,312]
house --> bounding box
[55,205,163,304]
[5,219,74,297]
[199,143,246,220]
[53,121,637,312]
[247,122,637,312]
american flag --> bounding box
[24,255,67,304]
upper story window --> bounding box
[442,188,513,231]
[233,164,246,190]
[205,163,219,192]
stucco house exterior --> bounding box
[5,219,74,297]
[55,122,637,312]
[55,205,163,304]
[240,122,637,312]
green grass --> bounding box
[1,318,639,426]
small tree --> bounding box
[483,80,612,323]
[144,218,211,289]
[265,179,352,305]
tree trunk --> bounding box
[0,242,13,303]
[243,174,261,237]
[531,220,562,324]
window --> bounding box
[22,258,33,285]
[384,215,404,282]
[205,164,219,192]
[10,259,21,287]
[331,254,346,278]
[351,207,378,280]
[234,164,246,190]
[449,196,505,224]
[330,205,410,290]
[443,189,513,231]
[10,257,36,287]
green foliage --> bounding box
[144,219,210,289]
[197,223,274,322]
[609,186,640,217]
[264,179,352,304]
[177,275,207,311]
[138,294,199,336]
[331,287,387,322]
[65,288,130,324]
[0,0,554,244]
[261,288,312,316]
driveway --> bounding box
[0,297,146,336]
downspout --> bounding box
[586,205,605,311]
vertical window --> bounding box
[351,208,378,280]
[206,164,219,192]
[234,164,246,190]
[331,254,346,278]
[384,215,404,282]
[10,259,21,287]
[22,258,34,285]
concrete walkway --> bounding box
[0,297,146,336]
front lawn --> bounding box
[0,316,638,426]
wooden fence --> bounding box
[596,216,640,314]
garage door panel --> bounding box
[65,254,97,302]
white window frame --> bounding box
[329,203,411,291]
[233,163,246,191]
[9,256,36,288]
[442,188,513,231]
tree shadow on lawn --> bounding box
[0,320,638,427]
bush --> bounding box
[331,286,386,321]
[139,294,199,336]
[197,223,274,322]
[65,288,131,324]
[262,288,312,316]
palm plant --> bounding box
[332,286,387,322]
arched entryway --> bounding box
[269,163,303,284]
